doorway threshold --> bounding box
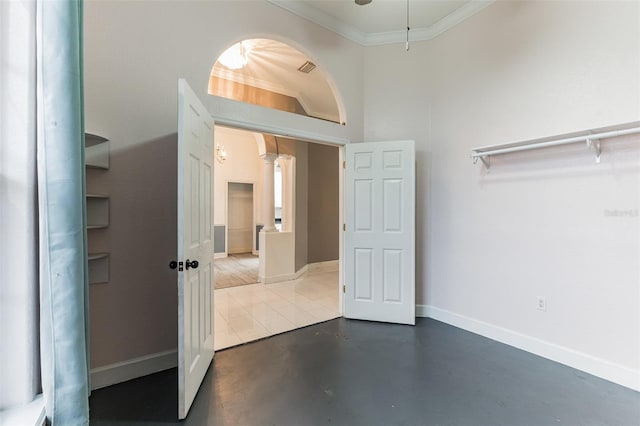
[213,269,340,350]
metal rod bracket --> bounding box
[587,138,601,163]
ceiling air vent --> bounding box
[297,61,316,74]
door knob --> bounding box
[169,260,183,271]
[185,259,199,270]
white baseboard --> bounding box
[417,304,640,391]
[260,272,298,284]
[294,264,309,279]
[308,260,339,273]
[214,253,227,259]
[260,261,337,284]
[90,349,177,390]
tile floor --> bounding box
[214,270,340,350]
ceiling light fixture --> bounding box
[217,41,250,70]
[406,0,410,51]
[355,0,372,5]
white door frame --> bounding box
[210,114,346,317]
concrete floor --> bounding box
[89,318,640,426]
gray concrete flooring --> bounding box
[89,318,640,426]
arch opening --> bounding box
[209,38,344,124]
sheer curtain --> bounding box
[1,0,90,424]
[0,0,40,411]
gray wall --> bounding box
[307,143,339,263]
[295,141,309,271]
[214,226,225,253]
[86,134,178,368]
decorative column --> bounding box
[261,153,277,232]
[278,156,293,232]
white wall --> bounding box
[364,1,640,387]
[84,0,364,371]
[214,127,263,235]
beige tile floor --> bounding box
[214,270,341,351]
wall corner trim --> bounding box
[90,349,178,391]
[307,260,339,273]
[416,304,640,392]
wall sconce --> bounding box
[216,144,227,164]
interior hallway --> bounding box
[89,318,640,425]
[214,269,340,350]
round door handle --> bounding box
[169,261,178,270]
[185,259,199,270]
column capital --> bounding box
[260,153,277,162]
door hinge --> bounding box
[343,160,346,169]
[343,285,346,294]
[343,223,346,231]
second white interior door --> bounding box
[344,140,416,325]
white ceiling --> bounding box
[268,0,495,46]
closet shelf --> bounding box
[85,132,110,284]
[85,132,110,169]
[88,252,109,261]
[88,252,110,284]
[85,133,107,144]
[86,195,109,228]
[471,121,640,169]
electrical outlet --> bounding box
[536,296,547,311]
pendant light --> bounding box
[406,0,410,51]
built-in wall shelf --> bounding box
[86,194,109,229]
[88,253,110,284]
[85,131,111,284]
[85,132,109,169]
[471,121,640,169]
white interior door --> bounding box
[344,140,415,325]
[177,78,215,419]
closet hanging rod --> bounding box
[471,125,640,159]
[470,122,640,169]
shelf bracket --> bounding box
[480,155,490,169]
[586,137,601,163]
[472,154,490,169]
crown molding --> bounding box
[413,0,495,42]
[267,0,369,45]
[267,0,495,47]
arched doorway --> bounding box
[208,38,343,351]
[209,38,344,124]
